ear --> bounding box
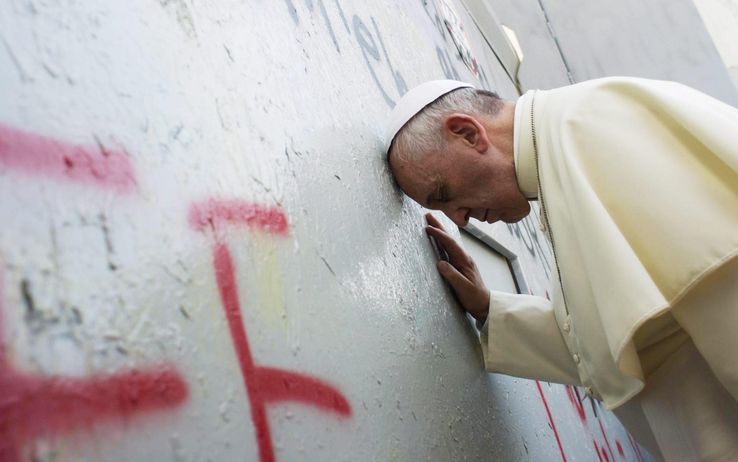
[444,114,489,153]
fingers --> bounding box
[437,260,472,294]
[425,213,446,231]
[425,225,469,265]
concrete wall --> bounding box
[693,0,738,87]
[0,1,659,461]
[490,0,738,106]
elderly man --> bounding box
[386,78,738,461]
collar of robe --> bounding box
[513,90,539,200]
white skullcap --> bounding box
[385,79,475,153]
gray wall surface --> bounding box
[3,0,727,460]
[489,0,738,105]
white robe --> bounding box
[477,77,738,459]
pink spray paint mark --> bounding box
[188,199,288,235]
[566,385,612,459]
[627,433,645,462]
[0,264,188,462]
[565,385,587,423]
[598,416,615,462]
[535,381,567,462]
[193,202,350,462]
[616,440,625,459]
[532,293,568,462]
[0,123,136,193]
[565,385,636,461]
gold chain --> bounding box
[530,93,570,314]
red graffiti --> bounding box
[0,266,188,462]
[535,381,567,462]
[565,385,641,461]
[566,385,606,459]
[598,417,616,461]
[0,123,136,192]
[627,433,644,462]
[565,385,587,423]
[193,201,350,462]
[189,199,288,235]
[617,440,625,458]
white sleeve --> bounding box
[479,290,581,385]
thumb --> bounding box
[437,261,470,292]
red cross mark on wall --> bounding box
[189,199,352,462]
[0,124,189,462]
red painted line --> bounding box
[597,417,615,462]
[2,367,188,436]
[565,385,586,423]
[0,123,136,192]
[594,441,604,462]
[0,263,5,369]
[0,262,188,462]
[214,241,274,462]
[627,433,644,462]
[255,366,351,415]
[0,367,188,462]
[616,440,625,459]
[535,381,567,462]
[189,199,288,235]
[212,241,350,462]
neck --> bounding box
[484,101,516,162]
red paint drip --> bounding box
[0,123,136,192]
[535,381,567,462]
[0,264,188,462]
[212,242,350,462]
[597,416,615,462]
[616,440,625,459]
[565,385,587,423]
[189,199,288,235]
[594,441,605,462]
[627,433,644,462]
[0,264,5,369]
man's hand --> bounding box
[425,213,490,323]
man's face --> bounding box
[389,115,530,227]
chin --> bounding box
[503,210,530,223]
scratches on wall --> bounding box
[0,33,32,83]
[157,0,197,39]
[98,212,118,271]
[0,265,189,462]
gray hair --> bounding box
[390,88,503,162]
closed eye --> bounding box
[436,184,450,203]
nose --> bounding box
[442,207,470,227]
